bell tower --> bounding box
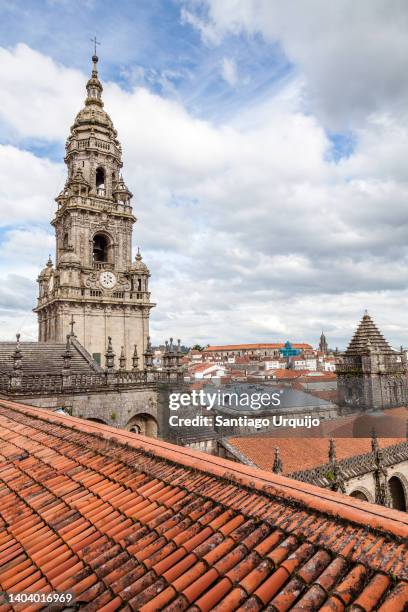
[35,52,155,368]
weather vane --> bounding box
[91,36,100,56]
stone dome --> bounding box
[131,249,149,274]
[39,256,53,278]
[73,105,114,130]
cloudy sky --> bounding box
[1,0,408,349]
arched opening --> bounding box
[63,232,69,249]
[389,476,406,511]
[126,413,158,438]
[96,167,105,195]
[350,490,368,502]
[93,233,111,263]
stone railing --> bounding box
[337,355,406,375]
[0,368,184,396]
[290,440,408,487]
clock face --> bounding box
[99,270,116,289]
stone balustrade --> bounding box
[0,368,183,395]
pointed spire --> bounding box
[132,344,139,370]
[85,48,103,107]
[345,311,393,356]
[119,346,126,370]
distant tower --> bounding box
[336,311,407,410]
[34,52,155,368]
[319,331,328,354]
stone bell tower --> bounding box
[34,52,155,368]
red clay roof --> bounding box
[267,369,306,379]
[0,399,407,611]
[204,343,313,352]
[227,436,405,474]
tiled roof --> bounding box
[0,339,100,374]
[345,313,394,356]
[0,399,407,611]
[204,343,313,352]
[267,369,306,379]
[226,436,406,475]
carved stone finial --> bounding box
[143,336,154,369]
[69,314,76,337]
[62,334,72,371]
[328,438,336,464]
[119,346,126,370]
[132,344,139,370]
[371,427,379,453]
[105,336,115,371]
[272,447,283,474]
[12,334,23,371]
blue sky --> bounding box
[1,0,408,347]
[0,1,292,123]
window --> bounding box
[96,167,105,194]
[92,352,101,365]
[93,233,110,262]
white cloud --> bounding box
[1,43,408,347]
[183,0,408,130]
[0,43,84,140]
[221,57,238,86]
[0,145,64,225]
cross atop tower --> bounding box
[90,36,100,57]
[69,314,76,337]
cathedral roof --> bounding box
[345,312,395,356]
[0,400,407,610]
[0,339,100,374]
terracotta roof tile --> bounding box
[0,399,407,611]
[226,435,406,474]
[378,581,408,611]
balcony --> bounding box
[93,262,114,270]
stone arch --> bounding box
[349,487,373,503]
[126,413,158,438]
[388,474,407,511]
[92,231,114,264]
[96,166,105,194]
[86,417,108,425]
